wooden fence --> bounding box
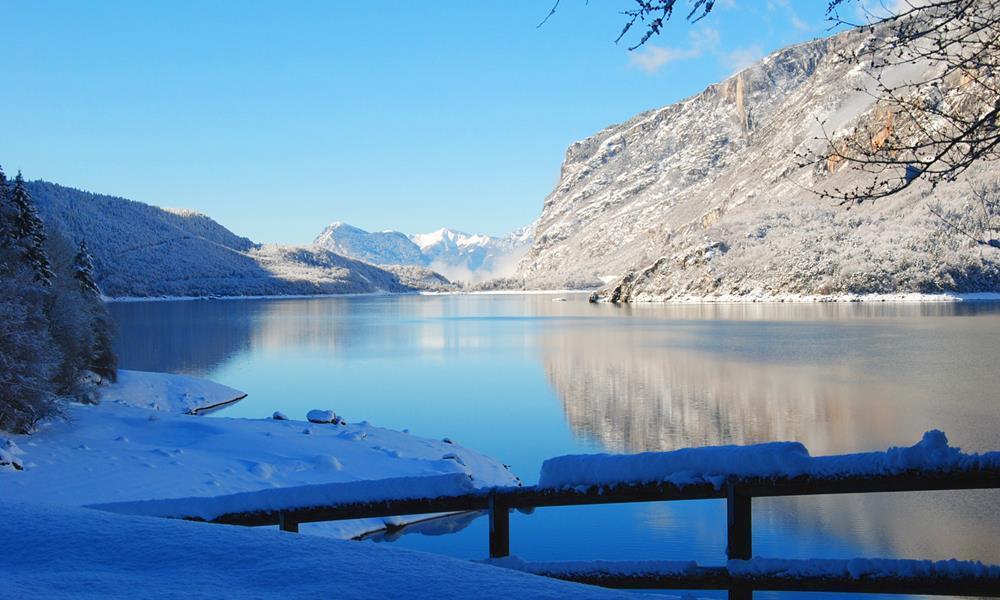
[172,467,1000,599]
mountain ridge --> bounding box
[28,180,449,298]
[313,221,534,283]
[515,26,999,300]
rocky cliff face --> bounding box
[516,27,998,300]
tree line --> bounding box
[0,165,116,433]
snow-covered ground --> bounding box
[99,369,247,414]
[1,370,518,539]
[0,501,646,600]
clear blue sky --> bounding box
[2,1,838,243]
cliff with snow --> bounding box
[516,27,998,301]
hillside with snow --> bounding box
[29,181,446,298]
[515,27,999,300]
[314,222,534,283]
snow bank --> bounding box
[728,557,1000,581]
[99,369,246,414]
[0,501,636,600]
[92,473,477,521]
[1,387,519,538]
[538,430,1000,489]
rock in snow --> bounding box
[307,409,344,424]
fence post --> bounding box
[726,481,752,600]
[278,511,299,533]
[726,482,752,559]
[488,493,510,558]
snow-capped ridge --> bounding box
[313,221,535,282]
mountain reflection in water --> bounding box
[109,295,1000,575]
[539,311,1000,563]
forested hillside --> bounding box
[28,181,444,298]
[1,169,116,433]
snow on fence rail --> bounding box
[489,556,1000,597]
[88,431,1000,598]
[90,473,479,524]
[536,430,1000,489]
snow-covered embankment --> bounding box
[0,370,519,539]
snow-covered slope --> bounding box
[314,222,426,266]
[1,375,519,538]
[0,501,637,600]
[100,369,247,414]
[411,226,534,282]
[313,222,535,283]
[29,181,438,298]
[516,27,999,299]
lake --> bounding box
[109,294,1000,599]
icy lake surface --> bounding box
[110,294,1000,598]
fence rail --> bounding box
[152,466,1000,598]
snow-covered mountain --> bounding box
[28,181,450,298]
[313,222,425,266]
[516,26,999,299]
[313,222,534,282]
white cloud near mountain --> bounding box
[627,28,721,74]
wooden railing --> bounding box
[93,468,1000,598]
[165,467,1000,598]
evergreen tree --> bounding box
[0,168,118,431]
[72,240,101,296]
[10,172,54,285]
[0,258,61,432]
[71,238,118,383]
[0,166,16,245]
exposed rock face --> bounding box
[516,28,999,300]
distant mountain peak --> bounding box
[314,221,534,282]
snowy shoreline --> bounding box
[610,291,1000,304]
[102,289,590,303]
[1,370,519,540]
[103,289,1000,304]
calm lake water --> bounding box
[109,294,1000,599]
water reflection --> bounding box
[538,316,1000,562]
[108,295,1000,590]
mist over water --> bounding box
[110,295,1000,599]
